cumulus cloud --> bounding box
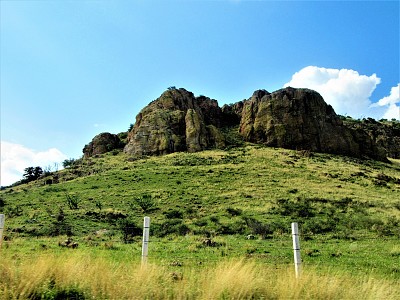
[284,66,389,119]
[0,141,67,186]
[373,84,400,120]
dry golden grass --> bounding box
[1,251,399,299]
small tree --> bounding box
[23,166,43,182]
[23,167,35,181]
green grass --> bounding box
[1,145,400,292]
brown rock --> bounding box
[124,88,226,156]
[83,132,123,158]
[343,117,400,159]
[122,86,389,161]
[239,87,387,161]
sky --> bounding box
[1,0,399,186]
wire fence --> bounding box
[1,214,399,277]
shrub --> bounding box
[226,207,242,216]
[303,217,337,234]
[95,200,102,211]
[47,209,73,237]
[29,285,85,300]
[117,219,142,243]
[216,220,247,235]
[62,158,77,168]
[6,205,23,217]
[152,219,190,237]
[133,194,157,213]
[65,193,80,210]
[164,209,184,219]
[271,198,315,218]
[243,217,274,239]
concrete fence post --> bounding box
[291,222,302,278]
[0,214,5,248]
[142,216,150,264]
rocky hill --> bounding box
[83,87,398,162]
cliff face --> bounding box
[80,87,392,162]
[238,87,387,161]
[123,88,227,156]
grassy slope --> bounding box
[1,145,400,285]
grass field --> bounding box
[1,145,399,298]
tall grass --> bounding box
[1,251,398,299]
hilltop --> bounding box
[84,87,398,162]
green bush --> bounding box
[226,207,242,216]
[117,219,142,243]
[152,219,190,237]
[303,217,337,234]
[271,198,315,218]
[65,193,80,210]
[6,205,23,217]
[132,194,157,213]
[243,217,275,239]
[47,209,73,237]
[164,209,184,219]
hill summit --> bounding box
[112,87,387,161]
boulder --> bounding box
[83,132,123,158]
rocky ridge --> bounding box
[83,87,397,162]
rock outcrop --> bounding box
[83,132,123,158]
[124,88,227,156]
[343,118,400,159]
[239,87,388,161]
[119,86,392,161]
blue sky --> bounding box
[1,0,399,186]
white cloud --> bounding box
[373,84,400,120]
[0,141,67,186]
[284,66,383,118]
